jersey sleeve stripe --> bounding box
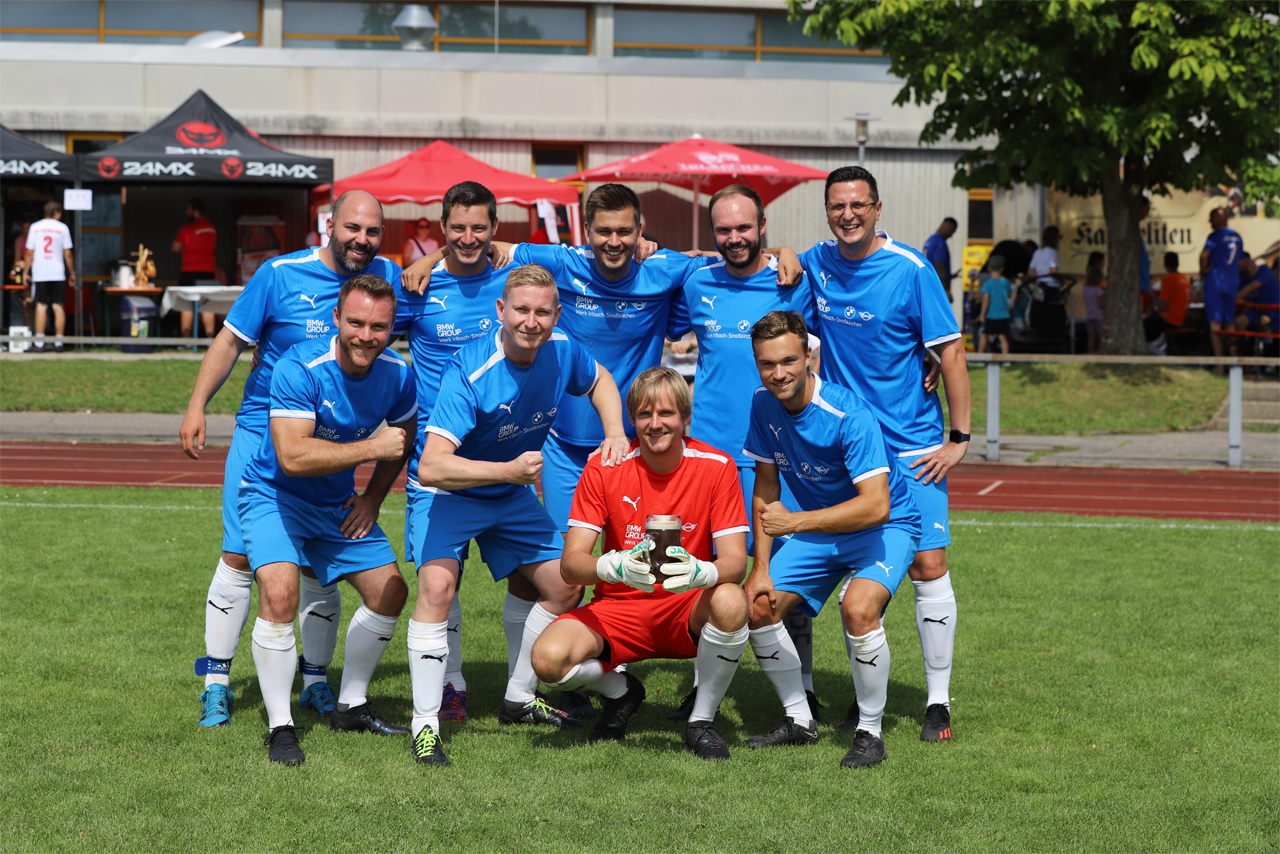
[389,403,418,424]
[567,519,603,533]
[223,320,256,344]
[852,466,890,484]
[682,446,730,464]
[271,248,321,268]
[376,351,404,365]
[881,235,927,269]
[897,443,943,458]
[269,408,316,420]
[550,331,569,342]
[811,380,846,418]
[712,525,750,538]
[468,333,506,382]
[424,425,461,447]
[306,336,339,369]
[924,332,963,348]
[743,449,772,464]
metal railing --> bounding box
[966,353,1279,469]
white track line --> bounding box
[0,501,405,514]
[951,519,1278,532]
[976,480,1004,496]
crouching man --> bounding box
[239,273,417,765]
[532,366,751,760]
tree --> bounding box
[793,0,1280,354]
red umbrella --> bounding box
[562,135,828,246]
[316,140,583,243]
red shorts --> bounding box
[556,590,702,668]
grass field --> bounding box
[0,359,1231,435]
[2,485,1276,852]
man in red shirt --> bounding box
[531,367,750,760]
[172,198,219,338]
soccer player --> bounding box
[407,263,628,766]
[531,367,750,759]
[742,311,921,768]
[179,190,399,728]
[797,166,970,742]
[239,273,417,765]
[663,184,822,722]
[1200,206,1245,367]
[1235,252,1279,336]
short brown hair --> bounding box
[43,200,63,218]
[750,310,810,350]
[708,184,764,227]
[627,366,691,423]
[337,273,396,314]
[502,263,559,305]
[585,183,641,227]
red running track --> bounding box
[0,442,1276,523]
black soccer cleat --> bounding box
[836,700,860,730]
[920,703,953,741]
[559,689,597,720]
[264,725,305,766]
[685,721,730,761]
[411,725,450,766]
[806,690,824,725]
[840,729,887,768]
[667,689,696,721]
[498,696,583,729]
[589,672,646,744]
[744,716,819,748]
[329,702,410,736]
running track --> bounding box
[1,441,1276,523]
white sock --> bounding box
[251,618,296,730]
[784,612,815,693]
[505,603,557,704]
[691,623,748,723]
[298,573,341,689]
[203,558,253,687]
[847,627,890,737]
[914,573,957,708]
[502,593,535,680]
[550,659,627,699]
[749,622,811,727]
[407,619,449,736]
[443,595,466,692]
[838,571,857,667]
[337,604,398,708]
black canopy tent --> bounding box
[0,126,80,337]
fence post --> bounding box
[1228,365,1243,469]
[986,362,1000,462]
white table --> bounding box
[161,286,243,349]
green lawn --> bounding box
[1,485,1276,852]
[0,359,251,414]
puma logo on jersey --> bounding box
[321,400,336,414]
[701,295,718,309]
[498,400,515,415]
[572,278,589,294]
[933,522,946,530]
[299,293,319,309]
[428,295,449,308]
[874,561,893,576]
[768,424,783,440]
[622,495,640,512]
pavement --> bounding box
[1,411,1277,470]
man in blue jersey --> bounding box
[742,311,921,768]
[798,166,971,743]
[406,263,628,766]
[179,190,400,728]
[923,217,958,298]
[239,274,417,765]
[1200,206,1245,367]
[1236,252,1279,336]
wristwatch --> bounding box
[949,430,970,444]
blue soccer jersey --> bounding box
[510,243,703,445]
[743,377,919,530]
[799,233,961,454]
[673,256,817,466]
[1203,227,1244,290]
[423,329,599,500]
[923,231,950,283]
[224,248,403,435]
[242,335,418,507]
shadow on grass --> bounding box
[1081,363,1172,386]
[1010,363,1059,385]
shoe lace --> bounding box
[531,697,564,718]
[201,686,230,712]
[266,726,298,748]
[848,730,877,754]
[692,724,726,750]
[413,728,440,755]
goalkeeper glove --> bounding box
[596,540,657,592]
[660,546,719,593]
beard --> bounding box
[721,236,761,270]
[331,235,374,274]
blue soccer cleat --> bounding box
[299,681,339,716]
[198,684,234,727]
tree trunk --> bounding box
[1099,166,1146,354]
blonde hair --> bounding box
[502,263,559,305]
[627,367,691,423]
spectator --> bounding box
[172,198,218,338]
[923,217,958,300]
[977,254,1012,357]
[23,200,74,353]
[1235,251,1279,336]
[1145,252,1191,355]
[1029,226,1062,291]
[400,218,439,265]
[9,219,33,328]
[1200,206,1244,370]
[984,238,1033,283]
[1082,265,1106,352]
[1138,198,1153,315]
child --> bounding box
[1145,252,1190,355]
[978,255,1013,356]
[1082,265,1106,352]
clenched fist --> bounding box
[508,451,543,484]
[370,426,407,461]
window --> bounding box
[968,188,993,243]
[1,1,261,46]
[282,1,589,55]
[614,8,878,63]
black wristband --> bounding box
[949,429,970,444]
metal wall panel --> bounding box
[17,129,66,152]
